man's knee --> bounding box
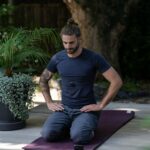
[41,128,60,142]
[70,129,94,144]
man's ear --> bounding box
[77,36,82,45]
[77,36,82,41]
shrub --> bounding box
[0,74,35,120]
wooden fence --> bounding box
[0,1,71,29]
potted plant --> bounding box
[0,73,35,130]
[0,28,61,130]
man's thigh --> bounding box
[41,112,71,141]
[71,112,99,133]
[42,111,71,134]
[41,111,71,141]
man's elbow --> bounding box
[39,77,42,86]
[117,78,123,89]
[39,76,47,87]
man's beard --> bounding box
[66,43,79,54]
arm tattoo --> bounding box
[39,69,52,93]
[39,69,54,103]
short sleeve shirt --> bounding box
[47,48,111,109]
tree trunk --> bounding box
[63,0,139,71]
[63,0,101,53]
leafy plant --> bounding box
[122,79,140,92]
[0,27,61,120]
[142,117,150,129]
[143,147,150,150]
[0,74,35,120]
[0,4,15,17]
[141,116,150,150]
[0,28,61,76]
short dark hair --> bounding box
[60,18,81,37]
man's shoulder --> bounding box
[55,50,65,56]
[51,50,66,62]
[83,48,100,58]
[53,50,65,58]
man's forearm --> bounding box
[98,67,123,109]
[40,81,53,104]
[99,80,122,109]
[39,69,53,104]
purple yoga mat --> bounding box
[23,110,135,150]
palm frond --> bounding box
[0,28,61,76]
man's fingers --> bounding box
[55,103,64,110]
[48,103,64,111]
[80,104,100,112]
[54,103,64,111]
[80,106,90,112]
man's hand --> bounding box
[47,102,64,112]
[80,104,103,112]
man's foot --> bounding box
[74,144,84,150]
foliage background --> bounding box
[0,0,149,80]
[119,0,150,80]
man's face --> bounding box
[62,34,80,54]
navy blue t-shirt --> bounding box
[47,48,111,109]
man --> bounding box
[39,19,122,149]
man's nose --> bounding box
[66,44,71,49]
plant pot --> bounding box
[0,102,26,131]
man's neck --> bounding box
[67,47,83,58]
